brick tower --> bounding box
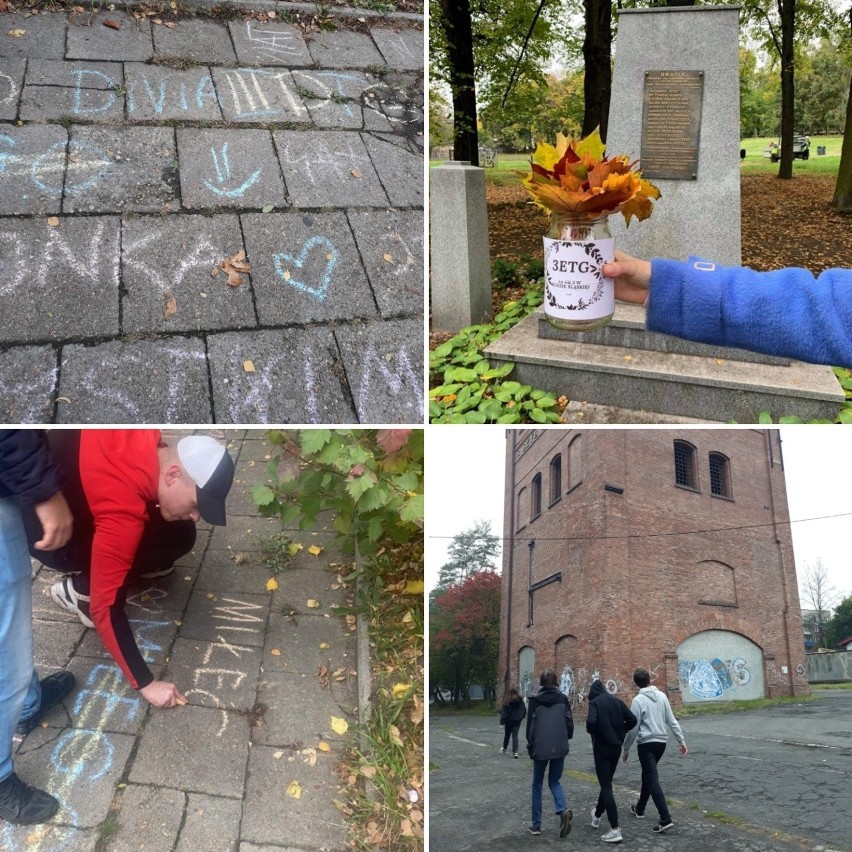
[499,429,809,712]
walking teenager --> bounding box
[499,687,526,757]
[586,679,637,843]
[525,669,574,837]
[621,669,688,834]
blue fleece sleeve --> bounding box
[646,257,852,367]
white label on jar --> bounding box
[543,237,614,321]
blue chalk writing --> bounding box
[72,69,117,116]
[203,143,261,198]
[274,236,338,302]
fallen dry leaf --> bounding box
[383,253,394,263]
[391,682,411,699]
[164,20,176,28]
[306,598,320,608]
[317,741,331,752]
[266,577,279,591]
[47,216,60,227]
[286,780,302,799]
[8,29,26,37]
[308,545,323,557]
[330,716,348,735]
[243,360,256,373]
[216,249,251,286]
[351,169,363,178]
[270,649,282,656]
[360,765,377,778]
[103,18,121,30]
[319,642,329,650]
[163,293,177,319]
[404,580,424,595]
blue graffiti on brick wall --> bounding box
[679,657,750,700]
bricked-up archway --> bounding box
[518,645,535,698]
[677,630,765,702]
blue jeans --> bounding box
[531,756,566,827]
[0,497,40,781]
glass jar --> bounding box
[543,212,614,331]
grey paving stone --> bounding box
[0,216,120,343]
[64,126,178,213]
[153,18,237,64]
[0,344,57,421]
[177,128,286,210]
[305,98,364,129]
[263,607,354,676]
[15,725,136,828]
[362,75,423,135]
[335,319,424,424]
[206,515,280,552]
[180,590,269,647]
[363,104,393,132]
[20,83,124,123]
[307,30,384,69]
[370,27,424,71]
[228,19,312,67]
[273,130,388,207]
[128,704,251,797]
[0,824,96,852]
[66,11,153,62]
[195,550,275,593]
[0,58,25,119]
[206,328,359,424]
[291,68,372,100]
[126,569,198,612]
[32,619,86,671]
[347,208,423,319]
[240,744,347,849]
[242,211,378,325]
[177,792,242,852]
[212,66,309,123]
[64,658,149,735]
[227,468,270,517]
[0,124,66,215]
[0,13,66,59]
[76,612,179,668]
[125,63,222,122]
[109,785,185,851]
[362,133,423,206]
[122,214,256,334]
[25,59,122,88]
[57,338,212,424]
[167,636,263,710]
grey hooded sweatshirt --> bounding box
[621,686,685,754]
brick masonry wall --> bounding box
[499,429,810,713]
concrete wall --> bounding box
[677,629,765,702]
[808,651,852,683]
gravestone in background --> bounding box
[607,5,742,267]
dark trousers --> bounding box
[21,430,195,594]
[593,745,621,829]
[637,741,671,824]
[502,722,521,753]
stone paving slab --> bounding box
[307,29,384,69]
[0,58,25,118]
[64,658,149,735]
[107,785,186,852]
[32,619,86,672]
[371,27,424,71]
[180,589,270,647]
[335,318,425,423]
[122,213,257,334]
[152,17,237,64]
[0,215,121,343]
[0,344,56,422]
[20,62,126,122]
[305,96,365,129]
[0,123,66,215]
[228,19,313,67]
[274,129,389,207]
[178,792,242,852]
[65,126,178,213]
[363,133,424,206]
[76,613,179,668]
[264,608,354,675]
[124,63,222,122]
[212,66,311,123]
[206,514,280,551]
[177,127,287,210]
[242,211,378,325]
[0,13,66,59]
[124,574,197,614]
[57,338,212,423]
[65,11,154,63]
[347,208,423,318]
[206,327,360,424]
[128,704,251,797]
[194,550,275,592]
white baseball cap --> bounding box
[177,435,234,526]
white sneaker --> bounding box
[500,748,505,754]
[601,828,623,843]
[50,577,94,628]
[591,809,601,829]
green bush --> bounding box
[491,258,520,290]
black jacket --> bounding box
[526,686,574,760]
[500,697,527,726]
[0,430,62,504]
[585,680,637,750]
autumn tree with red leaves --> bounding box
[431,570,501,708]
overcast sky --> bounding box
[426,427,852,607]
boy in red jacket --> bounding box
[24,430,234,710]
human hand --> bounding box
[140,680,187,709]
[622,750,629,764]
[32,492,73,551]
[603,250,652,305]
[679,743,688,757]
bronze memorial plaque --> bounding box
[640,70,704,181]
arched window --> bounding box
[549,454,562,506]
[531,474,542,520]
[709,452,732,499]
[674,440,698,490]
[567,435,583,491]
[516,487,528,531]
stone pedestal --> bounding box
[430,161,492,332]
[607,5,742,266]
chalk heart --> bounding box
[274,235,337,302]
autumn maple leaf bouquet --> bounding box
[522,128,660,331]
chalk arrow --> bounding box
[203,142,262,198]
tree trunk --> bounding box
[439,0,480,166]
[833,15,852,211]
[777,0,796,179]
[582,0,612,142]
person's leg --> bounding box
[593,746,619,828]
[510,723,520,754]
[547,756,566,814]
[530,759,546,828]
[502,726,511,751]
[638,742,670,823]
[128,511,196,581]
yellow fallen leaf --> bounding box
[360,765,377,778]
[163,293,177,319]
[266,577,279,591]
[47,216,60,227]
[8,29,26,37]
[351,168,363,178]
[306,599,320,608]
[270,649,282,656]
[402,611,413,624]
[391,683,411,698]
[404,580,424,595]
[383,253,394,263]
[283,269,291,280]
[319,642,329,650]
[286,780,302,799]
[330,716,348,735]
[623,354,633,361]
[243,360,256,373]
[287,542,303,555]
[317,741,331,752]
[308,545,323,556]
[715,358,725,365]
[273,750,284,759]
